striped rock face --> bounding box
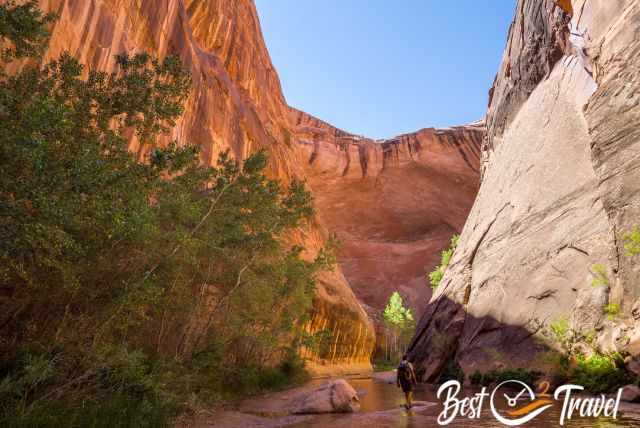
[409,0,640,382]
[33,0,375,375]
[292,109,484,318]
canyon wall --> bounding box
[34,0,375,375]
[409,0,640,381]
[291,109,483,318]
[31,0,490,375]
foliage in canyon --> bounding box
[545,318,636,393]
[378,292,415,363]
[428,234,459,289]
[0,3,330,425]
[624,226,640,257]
[0,0,56,61]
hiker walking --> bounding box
[396,354,417,409]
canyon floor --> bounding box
[180,374,640,428]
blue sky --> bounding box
[255,1,516,139]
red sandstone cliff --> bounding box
[31,0,485,374]
[40,0,294,172]
[291,109,483,317]
[33,0,376,375]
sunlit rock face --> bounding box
[409,0,640,381]
[291,109,483,318]
[35,0,375,374]
[39,0,294,170]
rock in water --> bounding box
[292,380,360,414]
[620,385,640,403]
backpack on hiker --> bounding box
[398,360,412,383]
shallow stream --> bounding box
[289,376,640,428]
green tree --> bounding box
[383,291,414,328]
[0,0,57,62]
[0,2,327,423]
[381,292,415,362]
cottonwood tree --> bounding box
[0,1,327,422]
[380,292,415,362]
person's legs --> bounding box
[403,390,413,409]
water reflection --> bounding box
[351,378,406,412]
[289,377,640,428]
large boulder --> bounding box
[237,379,360,416]
[292,379,360,414]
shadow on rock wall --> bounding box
[407,295,553,382]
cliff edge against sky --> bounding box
[409,0,640,381]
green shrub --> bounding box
[183,344,310,400]
[544,318,638,393]
[603,303,621,320]
[591,264,610,287]
[469,370,483,386]
[372,361,397,372]
[570,353,633,394]
[0,346,175,427]
[0,395,171,428]
[537,227,640,393]
[547,317,590,356]
[550,318,570,341]
[623,226,640,257]
[429,234,460,289]
[428,269,445,289]
[538,350,571,378]
[499,368,543,386]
